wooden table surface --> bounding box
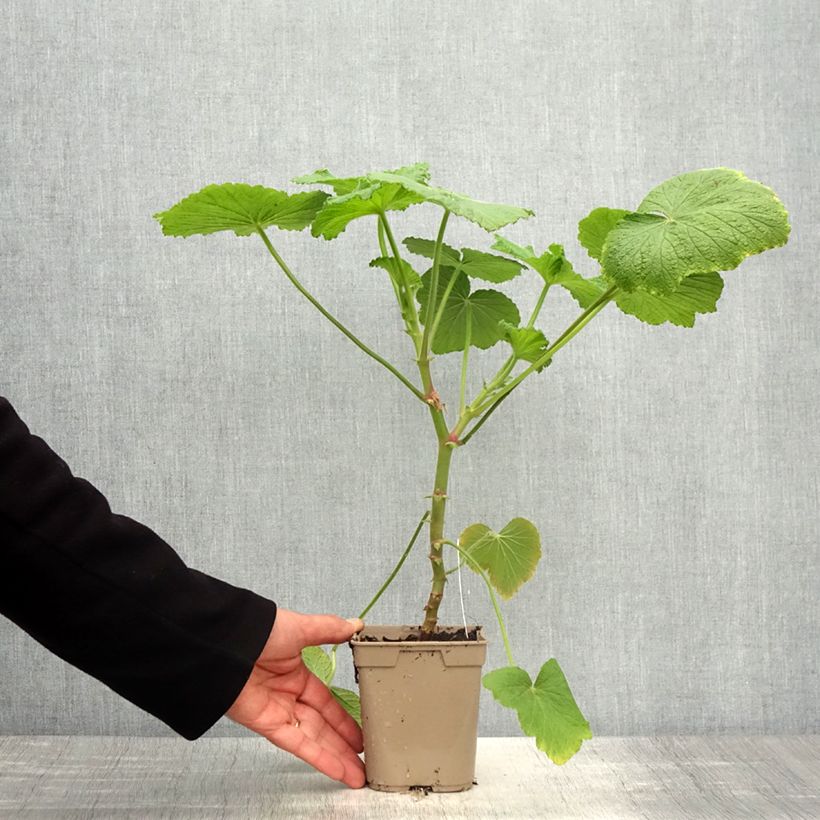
[0,736,817,819]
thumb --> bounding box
[299,613,364,648]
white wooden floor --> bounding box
[0,736,817,819]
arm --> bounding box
[0,395,276,740]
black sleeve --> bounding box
[0,397,277,740]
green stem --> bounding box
[428,273,459,348]
[458,285,617,443]
[357,511,430,621]
[476,285,617,414]
[459,281,550,425]
[527,283,551,329]
[459,390,511,446]
[326,510,431,683]
[420,442,454,635]
[443,540,515,666]
[377,219,408,319]
[459,308,472,416]
[420,210,450,361]
[256,229,426,403]
[379,215,422,354]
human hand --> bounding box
[226,608,366,788]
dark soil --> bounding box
[356,626,481,642]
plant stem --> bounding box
[379,214,422,354]
[357,511,430,621]
[457,285,618,443]
[459,308,472,416]
[256,229,426,402]
[428,273,459,347]
[457,281,550,426]
[420,442,454,635]
[419,210,450,361]
[377,220,408,315]
[478,285,616,414]
[527,283,551,328]
[459,390,511,446]
[443,540,515,666]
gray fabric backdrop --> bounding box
[1,1,817,738]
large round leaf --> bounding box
[601,168,790,294]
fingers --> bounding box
[299,613,364,647]
[269,721,366,789]
[295,702,362,769]
[301,672,364,753]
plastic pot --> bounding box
[350,624,488,792]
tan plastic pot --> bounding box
[350,624,488,792]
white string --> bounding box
[455,544,469,638]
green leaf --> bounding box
[370,171,534,232]
[561,272,725,327]
[601,168,790,294]
[489,235,541,267]
[492,236,578,286]
[561,275,610,309]
[153,184,329,237]
[417,269,520,354]
[301,646,333,685]
[310,183,424,240]
[297,163,533,236]
[404,237,524,283]
[459,517,541,599]
[615,271,724,327]
[295,163,431,240]
[330,686,362,726]
[369,256,421,289]
[293,162,431,194]
[459,249,524,283]
[402,236,461,267]
[500,321,550,366]
[483,661,592,765]
[577,207,630,261]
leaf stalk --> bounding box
[256,228,426,403]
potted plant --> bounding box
[154,165,789,792]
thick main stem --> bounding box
[420,441,454,636]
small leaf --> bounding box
[404,237,523,283]
[577,207,630,261]
[459,517,541,599]
[483,660,591,765]
[330,686,362,726]
[500,321,550,366]
[601,168,790,294]
[417,269,520,354]
[369,256,421,289]
[492,236,577,286]
[301,646,333,685]
[490,235,541,267]
[369,171,534,232]
[153,184,329,237]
